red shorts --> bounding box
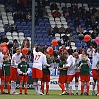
[75,72,80,80]
[42,74,50,82]
[92,69,98,80]
[10,67,18,81]
[80,75,90,82]
[0,69,2,78]
[19,76,28,82]
[67,75,75,82]
[32,68,42,79]
[58,75,67,83]
[1,75,10,82]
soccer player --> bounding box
[17,56,31,94]
[0,45,4,92]
[32,46,50,95]
[42,54,53,95]
[73,52,81,95]
[10,48,22,94]
[66,54,75,95]
[92,48,99,96]
[58,55,69,95]
[79,54,91,95]
[1,55,11,94]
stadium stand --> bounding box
[0,0,99,51]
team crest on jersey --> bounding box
[20,65,22,67]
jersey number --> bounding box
[35,55,41,60]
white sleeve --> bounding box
[12,54,18,66]
[33,48,37,55]
[27,68,31,74]
[17,68,22,74]
[43,54,50,67]
[66,56,72,67]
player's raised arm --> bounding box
[32,45,37,55]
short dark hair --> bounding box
[38,47,43,52]
[20,55,26,59]
[60,55,65,61]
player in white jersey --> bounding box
[66,54,75,95]
[0,45,4,92]
[92,48,99,96]
[32,45,50,95]
[10,48,22,94]
[73,52,81,95]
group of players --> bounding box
[0,44,99,96]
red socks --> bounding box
[24,88,27,93]
[59,84,65,92]
[20,87,22,93]
[81,85,84,94]
[7,85,10,93]
[41,84,44,93]
[86,85,89,94]
[42,84,49,94]
[46,84,49,93]
[98,85,99,94]
[1,85,4,93]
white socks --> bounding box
[11,81,17,93]
[75,82,78,93]
[37,81,41,93]
[33,82,38,93]
[11,81,15,93]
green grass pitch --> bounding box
[0,90,99,99]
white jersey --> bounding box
[33,48,49,70]
[87,48,95,57]
[92,52,99,69]
[74,54,82,72]
[66,55,75,75]
[0,52,4,69]
[11,53,22,68]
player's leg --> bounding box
[6,76,10,94]
[19,76,23,94]
[75,72,80,95]
[37,78,43,94]
[46,82,49,95]
[7,82,10,94]
[41,74,45,94]
[33,79,38,94]
[67,75,74,95]
[10,67,18,94]
[19,81,23,94]
[41,81,45,94]
[86,82,90,95]
[32,68,38,94]
[92,69,98,95]
[58,75,65,95]
[58,82,65,93]
[1,76,4,94]
[36,69,43,95]
[24,76,28,94]
[45,74,50,95]
[81,81,84,95]
[24,82,27,94]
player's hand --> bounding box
[58,67,63,70]
[22,72,25,75]
[85,56,88,61]
[25,72,28,76]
